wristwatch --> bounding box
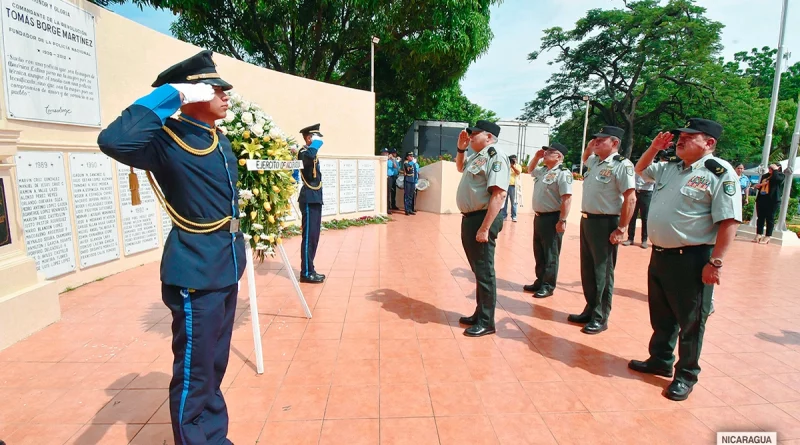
[616,226,626,233]
[457,148,467,153]
[708,257,723,268]
[559,219,567,223]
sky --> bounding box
[109,0,800,120]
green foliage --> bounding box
[283,215,390,236]
[521,0,725,157]
[111,0,500,152]
[742,197,798,224]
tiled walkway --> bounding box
[2,213,800,444]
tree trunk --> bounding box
[622,117,635,159]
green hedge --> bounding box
[743,197,798,224]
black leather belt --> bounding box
[462,209,488,218]
[535,211,560,217]
[581,213,619,219]
[652,244,713,255]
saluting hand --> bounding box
[457,130,470,151]
[648,132,674,152]
[171,83,216,104]
[702,264,721,285]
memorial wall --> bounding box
[0,0,382,348]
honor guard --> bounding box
[297,124,326,283]
[568,126,636,335]
[98,50,244,445]
[455,120,510,337]
[402,152,418,215]
[523,142,573,298]
[629,119,741,401]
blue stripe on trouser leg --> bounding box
[301,204,310,276]
[163,284,234,445]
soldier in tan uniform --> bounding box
[523,142,573,298]
[455,120,510,337]
[568,126,636,335]
[629,118,741,401]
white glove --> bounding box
[170,83,215,104]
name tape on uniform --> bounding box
[246,160,303,171]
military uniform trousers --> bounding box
[646,245,713,386]
[163,283,238,445]
[627,190,652,242]
[300,203,322,277]
[404,178,415,212]
[388,174,399,209]
[533,212,563,293]
[461,210,504,327]
[579,214,620,324]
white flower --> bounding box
[255,118,266,130]
[243,234,252,241]
[218,126,228,135]
[238,199,246,206]
[236,122,243,128]
[239,189,254,200]
[251,125,265,137]
[224,110,235,123]
[252,223,264,230]
[241,112,254,125]
[269,127,282,140]
[255,243,267,251]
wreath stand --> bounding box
[243,160,311,374]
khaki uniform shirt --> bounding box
[581,153,636,214]
[456,146,511,213]
[641,154,742,248]
[531,163,573,213]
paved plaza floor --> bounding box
[2,213,800,444]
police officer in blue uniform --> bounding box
[402,152,418,215]
[97,50,244,445]
[297,124,326,283]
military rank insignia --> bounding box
[686,175,711,191]
[492,161,502,172]
[723,181,736,196]
[488,147,497,157]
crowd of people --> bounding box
[95,49,792,444]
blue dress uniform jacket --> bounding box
[97,85,246,291]
[297,145,324,204]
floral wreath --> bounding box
[217,92,299,261]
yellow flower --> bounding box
[253,188,260,196]
[254,235,260,243]
[262,136,271,143]
[277,237,283,244]
[290,177,296,183]
[266,234,275,243]
[242,141,263,159]
[268,215,276,224]
[238,158,246,166]
[263,202,271,211]
[258,170,264,174]
[272,185,281,193]
[250,211,257,220]
[243,130,251,139]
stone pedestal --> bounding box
[0,129,60,351]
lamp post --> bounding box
[776,94,800,231]
[579,96,590,177]
[371,36,380,92]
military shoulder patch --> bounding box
[704,159,727,176]
[488,147,497,157]
[626,165,634,176]
[491,160,502,172]
[566,173,573,184]
[723,180,736,196]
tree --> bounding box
[727,47,800,101]
[102,0,500,151]
[519,0,725,158]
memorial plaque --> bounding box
[358,160,376,212]
[0,0,101,127]
[116,162,159,255]
[0,178,11,247]
[69,153,119,268]
[338,160,358,214]
[320,159,338,216]
[160,209,172,245]
[15,151,76,278]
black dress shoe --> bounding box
[410,211,416,215]
[628,360,673,378]
[523,283,541,293]
[567,312,591,324]
[464,325,496,337]
[300,273,325,283]
[664,380,693,401]
[392,206,401,210]
[533,288,554,299]
[459,315,479,326]
[581,321,608,335]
